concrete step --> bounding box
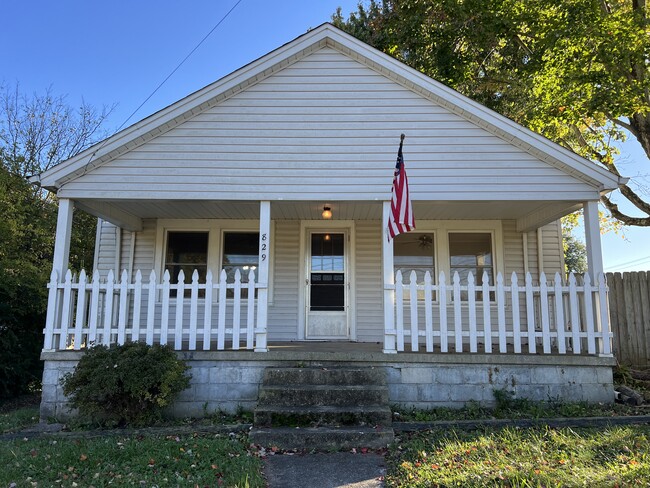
[249,425,394,450]
[262,367,387,387]
[254,405,393,427]
[258,384,388,407]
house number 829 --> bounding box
[260,234,268,261]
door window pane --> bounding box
[165,231,209,297]
[310,233,345,311]
[311,233,344,272]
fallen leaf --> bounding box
[80,454,88,461]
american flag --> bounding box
[388,135,415,240]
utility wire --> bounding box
[607,254,650,271]
[79,0,243,175]
[113,0,243,135]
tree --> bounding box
[0,85,112,397]
[563,234,588,274]
[333,0,650,226]
[0,164,56,397]
[0,83,112,181]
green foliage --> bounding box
[564,233,588,274]
[334,0,650,226]
[0,166,54,398]
[61,342,191,427]
[0,85,105,398]
[0,433,264,487]
[0,405,39,433]
[386,426,650,486]
[392,386,642,421]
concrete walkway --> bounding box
[264,452,386,488]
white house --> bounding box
[35,24,623,418]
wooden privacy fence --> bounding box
[386,270,612,356]
[43,268,266,352]
[607,271,650,367]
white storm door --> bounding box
[306,231,349,339]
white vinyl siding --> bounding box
[60,48,597,202]
[355,221,384,342]
[541,221,564,277]
[268,221,301,341]
[95,220,118,279]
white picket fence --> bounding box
[43,268,264,352]
[386,270,612,356]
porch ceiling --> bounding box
[75,199,581,231]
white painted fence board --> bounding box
[132,270,143,342]
[59,270,73,350]
[539,273,551,354]
[73,270,87,350]
[117,270,129,345]
[482,272,492,353]
[554,273,567,354]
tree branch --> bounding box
[611,117,636,135]
[601,195,650,226]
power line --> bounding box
[113,0,244,135]
[607,254,650,271]
[80,0,243,175]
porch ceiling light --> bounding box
[322,206,332,219]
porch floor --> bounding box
[268,341,383,354]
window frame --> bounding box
[154,219,273,303]
[393,220,504,304]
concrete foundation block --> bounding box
[431,367,463,384]
[400,367,433,384]
[418,384,451,402]
[389,384,418,403]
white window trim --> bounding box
[154,219,274,303]
[414,220,504,282]
[394,220,504,304]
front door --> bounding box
[306,231,348,339]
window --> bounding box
[310,233,345,311]
[449,232,494,300]
[223,232,259,298]
[394,232,435,299]
[164,231,209,297]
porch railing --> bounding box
[385,270,612,356]
[43,268,265,352]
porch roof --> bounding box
[75,199,580,232]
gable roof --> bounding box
[34,23,623,193]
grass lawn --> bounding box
[386,425,650,487]
[0,432,265,487]
[0,406,40,434]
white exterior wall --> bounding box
[60,48,596,202]
[267,221,301,341]
[95,220,118,279]
[355,221,384,342]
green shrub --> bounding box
[61,342,191,427]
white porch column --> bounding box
[584,200,611,356]
[382,201,397,353]
[52,198,74,277]
[255,200,271,352]
[584,201,604,278]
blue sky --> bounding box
[3,0,648,271]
